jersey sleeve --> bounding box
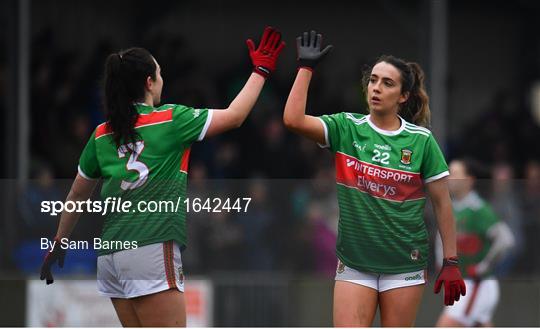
[317,112,346,152]
[171,105,213,145]
[78,130,101,180]
[421,133,449,183]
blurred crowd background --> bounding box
[1,0,540,325]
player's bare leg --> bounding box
[333,281,378,327]
[436,313,465,327]
[131,288,186,327]
[379,284,424,327]
[111,298,142,327]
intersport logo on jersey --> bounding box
[336,152,425,202]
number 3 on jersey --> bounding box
[118,141,149,190]
[372,149,390,165]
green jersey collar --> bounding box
[366,114,406,136]
[453,190,483,211]
[134,103,154,114]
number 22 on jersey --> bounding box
[118,141,149,190]
[372,149,390,165]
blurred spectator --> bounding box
[237,180,275,271]
[204,212,243,271]
[52,112,92,177]
[521,160,540,273]
[213,141,242,178]
[457,90,540,169]
[286,167,337,273]
[305,202,337,278]
[524,160,540,197]
[256,115,295,178]
[182,161,210,273]
[490,162,524,275]
[17,161,62,239]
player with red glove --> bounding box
[246,26,285,78]
[39,26,285,327]
[284,29,464,327]
[434,256,466,306]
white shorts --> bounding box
[444,278,499,326]
[97,241,184,299]
[334,260,426,292]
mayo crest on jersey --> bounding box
[78,103,213,255]
[318,112,449,273]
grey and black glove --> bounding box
[296,30,333,71]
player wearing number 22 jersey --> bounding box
[285,37,463,326]
[78,103,211,255]
[318,112,448,273]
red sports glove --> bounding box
[246,26,286,78]
[40,237,66,285]
[434,256,466,306]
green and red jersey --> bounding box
[453,191,499,276]
[318,112,449,273]
[78,103,212,255]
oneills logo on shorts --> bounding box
[400,149,413,165]
[336,260,345,274]
[405,273,422,281]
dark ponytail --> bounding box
[405,62,430,127]
[362,55,431,127]
[104,47,156,147]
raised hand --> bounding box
[296,30,333,71]
[246,26,286,78]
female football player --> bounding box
[40,26,285,327]
[283,30,465,327]
[436,158,514,327]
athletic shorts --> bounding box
[97,241,184,299]
[334,259,426,292]
[443,278,499,326]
